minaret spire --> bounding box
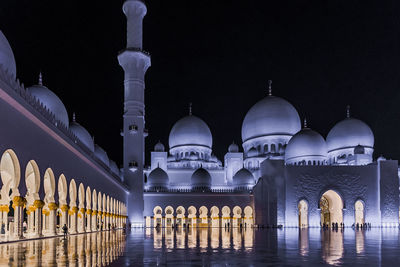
[38,71,43,86]
[268,80,272,96]
[118,0,151,226]
[72,112,76,122]
[346,105,350,118]
[189,102,192,115]
[303,117,307,128]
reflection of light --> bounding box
[211,228,220,249]
[0,230,126,266]
[321,230,344,265]
[188,228,197,248]
[176,228,185,249]
[232,229,242,250]
[243,228,253,250]
[299,229,309,256]
[165,228,174,249]
[355,230,365,255]
[199,228,208,251]
[222,229,230,249]
[153,228,163,249]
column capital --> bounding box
[33,200,45,208]
[48,202,58,210]
[12,196,26,207]
[60,204,69,212]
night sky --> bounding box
[1,0,400,166]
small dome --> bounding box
[354,144,365,155]
[109,160,119,175]
[327,117,374,153]
[242,96,301,142]
[191,167,211,188]
[233,168,254,187]
[148,167,169,187]
[94,145,110,167]
[285,128,327,164]
[0,31,16,77]
[228,142,239,153]
[70,119,94,152]
[27,76,69,127]
[154,141,165,152]
[169,115,212,150]
[247,147,258,158]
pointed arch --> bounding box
[57,174,68,205]
[0,149,21,202]
[43,168,55,203]
[25,160,41,204]
[69,179,77,206]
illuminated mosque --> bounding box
[0,0,398,240]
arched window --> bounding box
[271,144,276,153]
[264,144,268,153]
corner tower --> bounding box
[118,0,151,226]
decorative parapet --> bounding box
[0,66,122,184]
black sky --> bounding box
[1,0,400,166]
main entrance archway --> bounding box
[320,190,343,227]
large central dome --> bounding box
[169,115,212,149]
[242,96,301,142]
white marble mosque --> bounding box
[0,0,398,243]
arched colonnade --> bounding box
[0,149,127,240]
[146,205,254,228]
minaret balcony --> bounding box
[129,161,138,172]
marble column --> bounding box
[47,202,58,236]
[70,206,78,234]
[0,204,9,234]
[78,208,86,233]
[60,204,69,234]
[91,210,97,231]
[12,196,25,239]
[86,209,92,232]
[33,200,44,237]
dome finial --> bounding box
[303,117,307,128]
[189,102,192,115]
[72,112,76,122]
[346,105,350,118]
[38,71,43,86]
[268,80,272,96]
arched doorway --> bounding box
[355,200,364,225]
[210,206,219,227]
[176,206,185,227]
[320,190,343,227]
[222,206,231,228]
[165,206,174,227]
[244,206,253,228]
[187,206,197,227]
[153,206,162,227]
[232,206,242,227]
[199,206,208,227]
[298,200,308,228]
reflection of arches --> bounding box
[188,206,197,227]
[153,206,162,227]
[355,200,364,225]
[176,206,185,227]
[210,206,219,227]
[320,190,343,226]
[244,206,253,228]
[298,200,308,228]
[222,206,231,227]
[165,206,174,227]
[25,160,41,204]
[233,206,242,227]
[0,149,21,201]
[199,206,208,226]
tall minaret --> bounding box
[118,0,151,226]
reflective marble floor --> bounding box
[1,228,400,266]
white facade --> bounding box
[0,0,398,235]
